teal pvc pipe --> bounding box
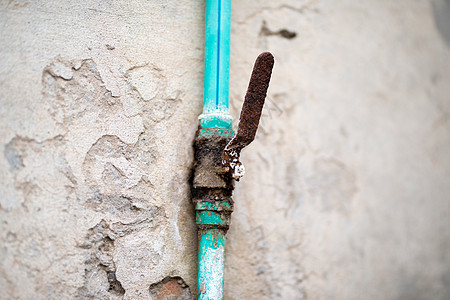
[199,0,233,132]
[195,201,232,300]
[196,1,233,298]
[197,228,226,299]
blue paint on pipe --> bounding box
[196,1,233,298]
[199,0,233,132]
[196,200,232,299]
[197,228,226,300]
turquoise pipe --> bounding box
[196,1,233,299]
[196,201,232,300]
[199,0,233,135]
[197,229,225,299]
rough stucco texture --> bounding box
[0,0,449,299]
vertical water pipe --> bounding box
[194,0,232,299]
[195,200,232,300]
[199,0,233,136]
[194,2,274,299]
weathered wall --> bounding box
[1,0,449,299]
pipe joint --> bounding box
[195,201,233,229]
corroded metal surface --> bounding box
[195,200,233,230]
[193,134,234,189]
[222,52,274,180]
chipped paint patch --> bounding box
[198,244,225,300]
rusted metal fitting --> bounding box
[192,134,234,229]
[222,52,274,180]
[221,148,245,180]
[193,134,234,189]
[195,201,233,230]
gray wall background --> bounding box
[1,0,449,299]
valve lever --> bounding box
[222,52,274,180]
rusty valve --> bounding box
[222,52,274,180]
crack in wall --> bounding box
[260,20,297,39]
[77,220,125,299]
[0,55,188,297]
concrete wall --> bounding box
[1,0,449,299]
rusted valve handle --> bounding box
[222,52,274,180]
